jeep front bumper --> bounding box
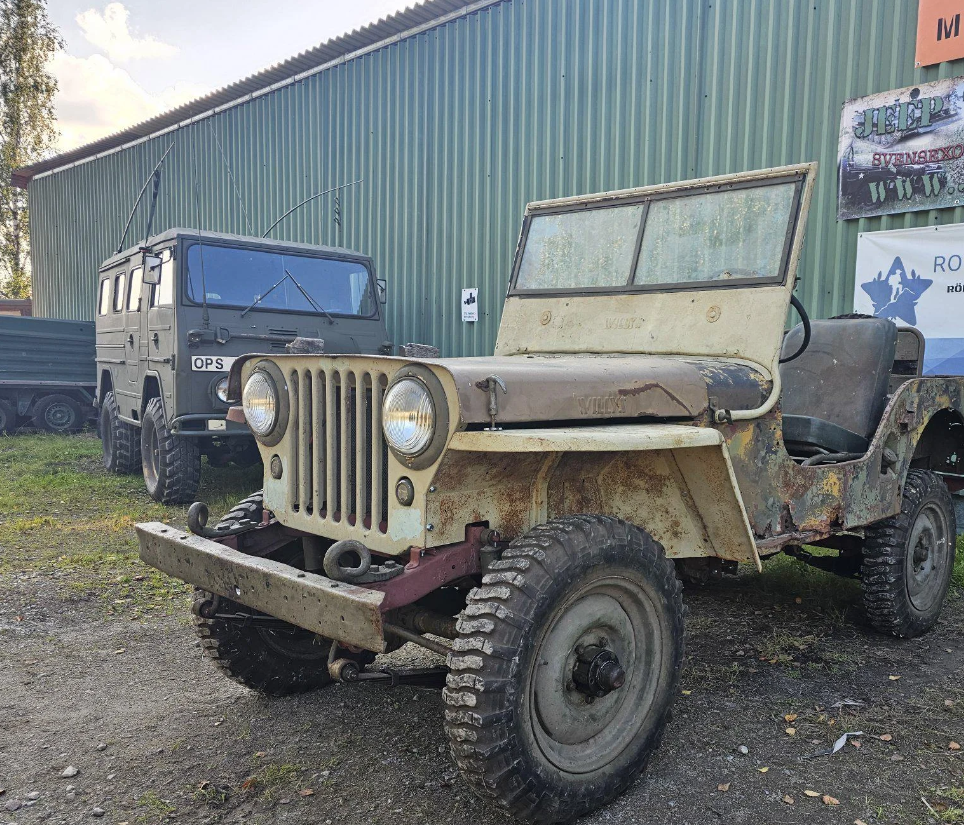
[136,522,387,651]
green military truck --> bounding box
[138,164,960,822]
[97,229,391,504]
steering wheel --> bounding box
[779,294,811,364]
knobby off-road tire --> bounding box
[862,469,956,638]
[141,397,200,504]
[193,496,369,696]
[444,515,685,824]
[32,393,84,433]
[0,398,16,434]
[100,391,141,474]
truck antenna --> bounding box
[115,140,175,254]
[261,179,363,239]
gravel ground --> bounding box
[0,434,963,825]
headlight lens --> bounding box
[214,376,230,403]
[242,370,278,437]
[383,378,435,456]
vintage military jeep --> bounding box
[96,228,390,503]
[137,164,961,822]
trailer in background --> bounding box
[0,316,96,433]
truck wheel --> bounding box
[444,515,685,823]
[0,399,16,434]
[862,470,956,638]
[31,393,84,433]
[193,505,367,696]
[101,391,141,474]
[141,397,200,504]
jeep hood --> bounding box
[428,354,770,425]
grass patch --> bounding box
[953,534,964,589]
[137,790,176,822]
[927,786,964,823]
[242,762,304,800]
[0,432,261,618]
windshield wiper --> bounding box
[240,268,335,325]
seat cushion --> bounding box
[780,317,898,442]
[781,414,868,456]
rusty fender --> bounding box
[428,423,761,568]
[721,376,964,549]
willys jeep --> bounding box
[136,163,961,823]
[96,228,390,504]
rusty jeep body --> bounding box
[137,162,960,823]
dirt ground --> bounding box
[1,434,963,825]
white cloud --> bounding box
[50,52,206,151]
[77,3,177,62]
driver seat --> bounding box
[779,317,898,458]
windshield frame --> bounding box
[507,173,805,297]
[179,239,381,320]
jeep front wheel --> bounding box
[862,469,956,638]
[444,515,685,823]
[101,391,141,474]
[140,397,200,504]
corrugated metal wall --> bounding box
[28,0,964,356]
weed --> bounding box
[242,762,303,800]
[137,790,176,822]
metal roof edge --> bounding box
[11,0,504,189]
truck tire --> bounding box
[0,398,16,434]
[100,391,141,474]
[862,469,956,638]
[193,503,369,696]
[31,393,84,433]
[444,515,685,823]
[141,397,200,504]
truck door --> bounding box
[125,265,143,397]
[146,249,176,415]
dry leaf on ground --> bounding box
[804,790,821,798]
[717,783,730,792]
[822,794,840,806]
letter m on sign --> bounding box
[938,13,961,40]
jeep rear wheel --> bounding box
[141,397,200,504]
[101,391,141,474]
[862,469,956,638]
[444,515,684,823]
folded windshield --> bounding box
[186,243,376,317]
[513,178,800,293]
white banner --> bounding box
[854,223,964,375]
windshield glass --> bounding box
[185,243,376,317]
[514,179,799,292]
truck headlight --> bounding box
[214,376,230,403]
[243,369,279,437]
[383,377,435,457]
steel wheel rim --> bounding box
[45,403,73,429]
[526,574,663,775]
[905,501,950,612]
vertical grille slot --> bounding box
[300,369,313,513]
[288,370,300,512]
[312,370,326,518]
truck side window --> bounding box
[151,259,174,307]
[128,267,143,312]
[113,272,126,313]
[97,279,110,315]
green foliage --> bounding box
[0,0,62,298]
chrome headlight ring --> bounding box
[242,360,289,446]
[382,364,449,470]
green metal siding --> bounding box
[28,0,964,356]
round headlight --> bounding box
[383,378,435,457]
[214,376,230,403]
[242,370,278,437]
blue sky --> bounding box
[46,1,412,151]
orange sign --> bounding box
[917,0,964,67]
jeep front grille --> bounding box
[286,366,390,533]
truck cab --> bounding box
[97,229,390,503]
[137,164,962,823]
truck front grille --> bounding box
[286,366,390,533]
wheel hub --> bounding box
[571,643,626,699]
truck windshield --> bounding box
[514,179,799,292]
[185,243,376,317]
